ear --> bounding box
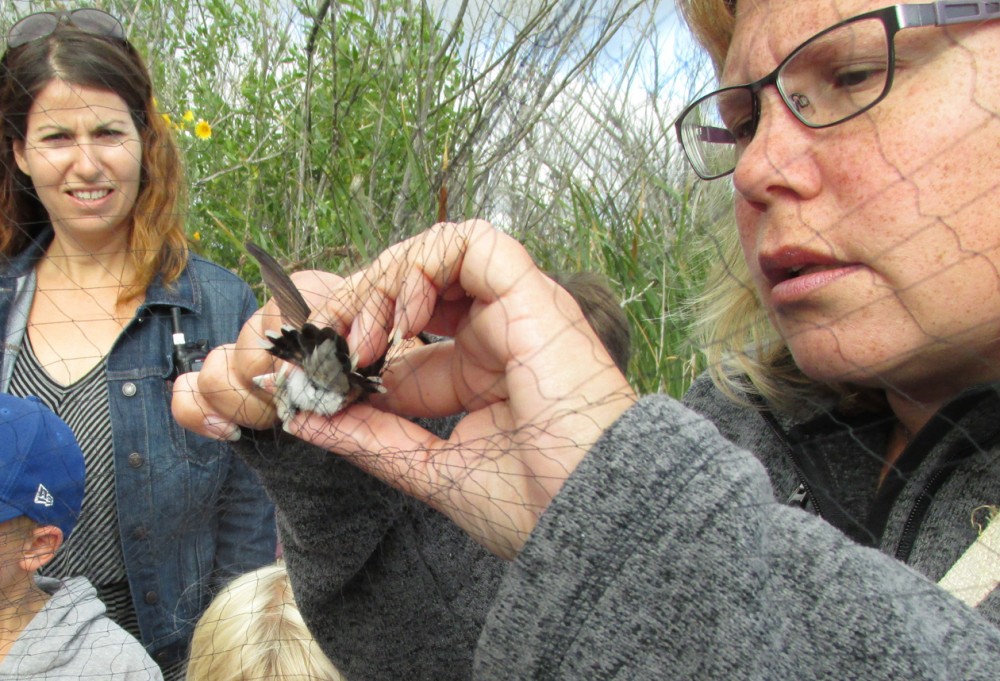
[12,138,30,177]
[21,525,63,572]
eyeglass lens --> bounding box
[679,16,891,179]
[7,9,124,48]
[778,18,890,126]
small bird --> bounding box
[245,241,385,423]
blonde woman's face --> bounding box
[724,0,1000,404]
[14,78,142,249]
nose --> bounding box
[732,87,821,205]
[68,140,107,182]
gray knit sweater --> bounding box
[236,384,1000,679]
[683,374,1000,624]
[475,393,1000,678]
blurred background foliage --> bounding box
[2,0,731,396]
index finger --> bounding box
[343,220,539,365]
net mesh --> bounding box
[0,1,996,680]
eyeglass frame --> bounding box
[673,1,1000,181]
[5,7,125,50]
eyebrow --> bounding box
[33,118,131,133]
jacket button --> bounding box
[145,591,159,605]
[128,452,144,468]
[122,382,137,397]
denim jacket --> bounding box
[0,230,277,667]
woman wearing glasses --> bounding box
[0,9,275,678]
[175,0,1000,677]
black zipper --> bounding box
[893,448,972,563]
[758,408,821,514]
[759,404,887,545]
[880,388,995,562]
[894,471,942,562]
[754,386,996,558]
[787,483,809,508]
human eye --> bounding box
[831,62,888,91]
[94,127,127,144]
[718,96,754,146]
[728,115,756,145]
[38,131,72,145]
[723,111,757,147]
[787,16,890,97]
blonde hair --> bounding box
[677,0,872,411]
[186,562,345,681]
[677,0,738,70]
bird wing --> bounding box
[245,240,312,329]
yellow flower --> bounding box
[161,113,171,125]
[194,119,212,140]
[183,110,195,122]
[192,231,201,242]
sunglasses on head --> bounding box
[7,8,124,49]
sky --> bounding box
[422,0,710,117]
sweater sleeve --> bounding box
[232,427,406,592]
[233,426,505,681]
[474,395,1000,679]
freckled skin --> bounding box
[727,0,1000,411]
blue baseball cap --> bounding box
[0,394,85,540]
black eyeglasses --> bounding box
[7,8,125,49]
[674,1,1000,181]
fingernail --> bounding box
[252,373,276,392]
[389,327,404,348]
[348,315,364,371]
[203,416,242,442]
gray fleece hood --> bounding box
[0,576,162,680]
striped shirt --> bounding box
[9,337,140,640]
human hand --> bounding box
[171,269,351,440]
[174,220,637,558]
[287,220,636,558]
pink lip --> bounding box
[759,248,862,305]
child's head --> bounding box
[549,271,632,375]
[187,561,345,681]
[0,394,84,545]
[0,394,84,582]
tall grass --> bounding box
[516,170,724,397]
[1,0,718,397]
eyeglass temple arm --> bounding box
[898,1,1000,28]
